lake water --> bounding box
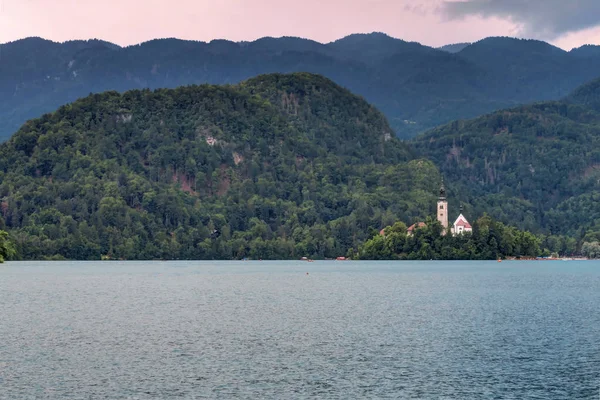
[1,261,599,399]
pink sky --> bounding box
[0,0,599,49]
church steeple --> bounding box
[437,178,449,233]
[439,178,447,200]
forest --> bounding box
[0,73,444,260]
[3,33,600,141]
[412,77,600,248]
[1,72,600,260]
[356,215,575,260]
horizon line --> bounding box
[0,32,591,52]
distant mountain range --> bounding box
[2,32,600,141]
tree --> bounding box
[357,214,544,260]
[582,242,600,259]
[0,231,16,262]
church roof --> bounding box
[454,214,472,229]
[439,179,446,199]
[407,222,427,232]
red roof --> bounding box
[407,222,426,232]
[455,216,472,229]
[379,229,386,236]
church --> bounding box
[406,181,472,236]
[436,181,472,236]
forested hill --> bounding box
[0,73,441,260]
[3,34,600,140]
[438,43,471,53]
[412,78,600,241]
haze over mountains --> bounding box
[3,32,600,141]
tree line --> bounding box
[355,215,581,260]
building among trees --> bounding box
[438,181,472,235]
[452,208,472,235]
[437,180,449,234]
[404,181,472,237]
[406,222,427,236]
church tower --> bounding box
[437,179,449,234]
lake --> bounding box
[1,260,599,399]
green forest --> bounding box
[0,73,446,260]
[412,77,600,250]
[2,72,600,261]
[3,33,600,141]
[356,215,574,260]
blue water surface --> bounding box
[1,260,598,399]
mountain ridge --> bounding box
[3,32,600,142]
[438,42,471,53]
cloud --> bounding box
[0,0,590,49]
[0,0,500,47]
[442,0,600,40]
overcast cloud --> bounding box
[0,0,598,49]
[442,0,600,40]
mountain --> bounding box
[0,73,441,260]
[327,32,436,64]
[412,78,600,241]
[564,76,600,110]
[570,44,600,58]
[456,37,582,102]
[438,43,471,53]
[3,33,600,141]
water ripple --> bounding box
[0,260,599,399]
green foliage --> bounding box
[0,230,16,262]
[565,77,600,111]
[357,215,543,260]
[582,242,600,259]
[412,78,600,240]
[0,73,441,260]
[3,34,600,141]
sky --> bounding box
[1,0,600,50]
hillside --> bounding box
[438,43,471,53]
[457,37,582,102]
[3,33,600,140]
[0,73,441,260]
[412,78,600,239]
